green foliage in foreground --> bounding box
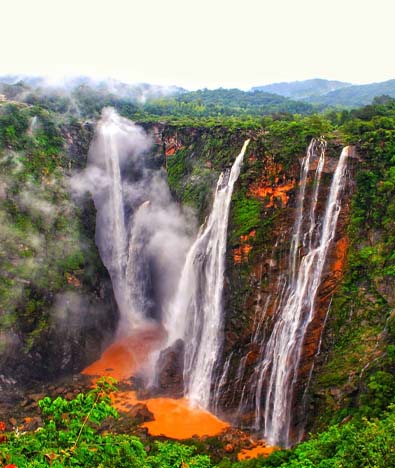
[232,408,395,468]
[2,380,395,467]
[0,378,211,468]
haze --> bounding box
[2,0,395,89]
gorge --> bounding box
[75,109,351,447]
[1,89,395,467]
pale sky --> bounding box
[2,0,395,90]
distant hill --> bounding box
[306,79,395,107]
[144,88,314,117]
[251,79,350,100]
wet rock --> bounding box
[30,392,46,402]
[21,416,42,431]
[152,339,185,398]
[9,417,17,427]
[128,403,154,423]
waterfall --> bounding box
[79,108,193,334]
[99,119,131,320]
[87,110,151,328]
[253,140,349,447]
[163,139,250,407]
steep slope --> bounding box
[153,103,395,442]
[1,92,395,449]
[0,101,118,386]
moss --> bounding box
[309,109,395,432]
[230,191,262,241]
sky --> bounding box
[2,0,395,90]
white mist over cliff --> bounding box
[71,108,194,334]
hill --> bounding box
[251,78,350,99]
[307,79,395,106]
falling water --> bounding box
[28,115,39,135]
[163,139,250,407]
[88,110,149,327]
[80,108,193,335]
[252,140,349,447]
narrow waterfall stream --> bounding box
[256,140,349,447]
[162,139,250,408]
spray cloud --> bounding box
[71,108,195,335]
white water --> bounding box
[83,108,193,333]
[100,120,130,319]
[253,141,349,447]
[163,139,250,407]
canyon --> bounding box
[1,96,395,466]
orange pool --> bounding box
[238,443,277,460]
[83,325,229,439]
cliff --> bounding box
[150,110,395,440]
[0,102,118,387]
[1,97,395,444]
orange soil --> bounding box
[82,326,229,439]
[233,230,256,264]
[65,273,81,288]
[165,147,176,156]
[333,237,348,273]
[248,181,295,207]
[237,443,277,461]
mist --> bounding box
[71,108,195,336]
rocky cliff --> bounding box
[2,98,395,443]
[0,102,118,388]
[152,115,395,440]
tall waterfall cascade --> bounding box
[88,110,148,327]
[162,139,250,408]
[254,139,350,447]
[82,108,192,334]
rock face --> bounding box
[144,124,356,442]
[0,115,118,387]
[217,144,355,442]
[152,339,185,398]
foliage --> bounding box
[233,406,395,468]
[0,380,212,468]
[144,88,314,118]
[309,97,395,430]
[0,102,109,368]
[230,191,262,240]
[2,384,395,467]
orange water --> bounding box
[238,443,277,460]
[114,390,228,438]
[82,326,229,439]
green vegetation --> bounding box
[231,191,262,239]
[144,88,314,118]
[0,379,211,468]
[309,96,395,430]
[0,101,110,373]
[2,79,395,467]
[2,381,395,468]
[308,79,395,107]
[232,407,395,468]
